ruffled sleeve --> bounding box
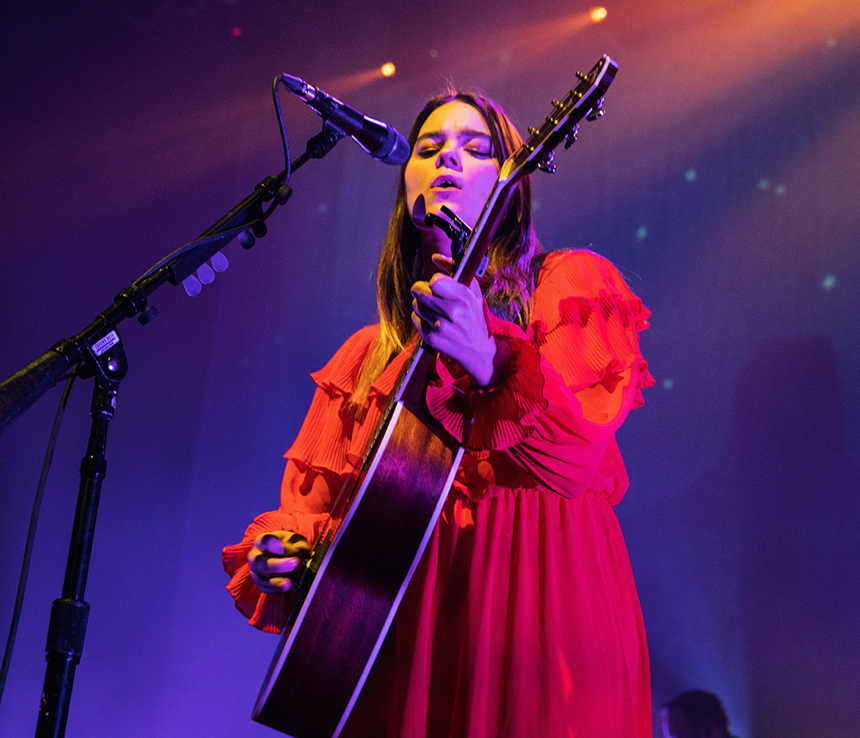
[425,307,549,450]
[222,508,330,634]
[530,249,653,413]
[221,324,397,633]
[425,249,653,500]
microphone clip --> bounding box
[307,125,345,160]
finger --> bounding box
[253,574,293,594]
[427,274,472,301]
[255,533,286,556]
[411,310,430,340]
[413,311,446,348]
[410,280,432,297]
[412,293,451,323]
[251,555,304,577]
[286,532,311,550]
[265,577,294,592]
[431,253,455,275]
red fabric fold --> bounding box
[529,250,654,409]
[425,312,548,450]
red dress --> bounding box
[223,249,654,738]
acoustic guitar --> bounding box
[252,54,618,738]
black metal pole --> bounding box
[0,127,334,735]
[35,341,126,738]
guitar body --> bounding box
[253,349,465,737]
[251,54,618,738]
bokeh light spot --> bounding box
[822,274,837,290]
[685,169,697,181]
[590,7,608,23]
[636,226,648,240]
[380,62,396,77]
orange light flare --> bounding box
[590,7,608,23]
[312,63,398,98]
[432,10,607,79]
[616,0,860,146]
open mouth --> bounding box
[432,176,460,189]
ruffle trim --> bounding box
[631,358,656,410]
[309,325,414,405]
[284,381,382,478]
[222,509,327,633]
[425,312,548,450]
[285,325,408,479]
[530,250,654,408]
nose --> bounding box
[435,145,461,170]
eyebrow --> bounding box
[415,128,491,143]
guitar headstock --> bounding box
[454,55,617,283]
[500,54,618,182]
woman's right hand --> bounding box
[248,531,311,594]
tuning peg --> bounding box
[564,124,580,149]
[586,98,605,121]
[537,149,557,174]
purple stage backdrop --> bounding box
[1,1,858,736]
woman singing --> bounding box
[223,89,654,737]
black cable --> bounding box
[1,77,299,707]
[272,76,291,187]
[0,369,77,706]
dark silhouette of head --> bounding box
[662,690,732,738]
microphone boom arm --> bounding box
[0,122,347,434]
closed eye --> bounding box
[415,145,440,158]
[466,145,492,158]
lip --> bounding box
[431,175,462,190]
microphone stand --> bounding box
[0,126,343,738]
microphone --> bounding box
[280,74,410,166]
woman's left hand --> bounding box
[411,255,504,386]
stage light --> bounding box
[380,62,396,77]
[590,7,608,23]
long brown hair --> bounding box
[351,90,542,409]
